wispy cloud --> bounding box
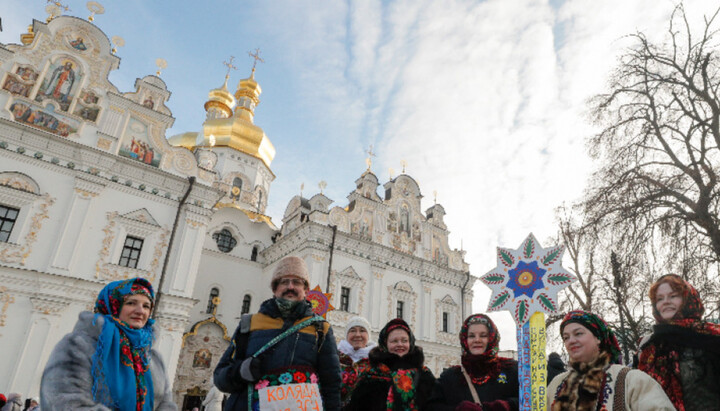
[2,0,716,348]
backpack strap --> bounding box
[230,313,254,360]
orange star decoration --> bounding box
[306,285,334,318]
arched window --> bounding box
[212,228,237,253]
[233,177,243,191]
[400,206,410,234]
[242,294,252,314]
[230,177,243,201]
[257,191,263,211]
[206,287,219,314]
[250,245,259,261]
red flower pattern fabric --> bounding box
[639,274,720,411]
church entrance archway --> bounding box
[173,318,231,405]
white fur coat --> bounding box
[40,311,177,410]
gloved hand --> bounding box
[456,401,482,411]
[239,357,261,382]
[481,400,511,411]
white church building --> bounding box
[0,13,476,408]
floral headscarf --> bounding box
[649,274,703,323]
[640,274,720,411]
[459,314,511,385]
[560,310,622,364]
[91,278,155,411]
[378,318,415,352]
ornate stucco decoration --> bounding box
[0,286,15,327]
[95,210,170,282]
[0,176,54,265]
[435,294,460,345]
[181,316,231,347]
[328,266,367,325]
[386,281,417,327]
[30,294,71,315]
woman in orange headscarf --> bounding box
[637,274,720,411]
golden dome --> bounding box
[169,69,275,170]
[167,131,200,149]
[204,76,236,118]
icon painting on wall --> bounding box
[9,100,79,137]
[2,65,39,98]
[119,117,161,167]
[35,59,82,112]
[69,37,87,51]
[73,90,100,122]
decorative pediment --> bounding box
[394,281,414,294]
[439,294,458,307]
[0,172,41,194]
[121,208,160,227]
[309,193,333,213]
[338,266,362,282]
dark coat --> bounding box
[345,347,435,411]
[214,298,341,411]
[640,325,720,411]
[425,360,519,411]
[546,352,566,385]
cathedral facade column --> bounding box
[369,269,384,329]
[152,293,194,383]
[419,281,433,339]
[167,207,210,295]
[7,294,70,396]
[49,177,105,272]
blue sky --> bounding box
[2,0,716,349]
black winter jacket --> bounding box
[425,360,519,410]
[345,347,435,411]
[214,298,341,410]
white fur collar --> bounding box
[338,339,376,362]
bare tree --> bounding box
[585,5,720,271]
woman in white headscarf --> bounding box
[337,316,376,405]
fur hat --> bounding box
[271,256,310,290]
[346,316,371,335]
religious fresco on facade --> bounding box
[9,100,79,137]
[142,95,154,109]
[412,221,421,241]
[118,117,161,167]
[2,66,39,98]
[72,89,100,122]
[68,36,87,51]
[387,211,398,232]
[35,59,82,112]
[192,349,212,368]
[351,215,372,240]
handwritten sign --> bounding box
[517,321,531,409]
[258,383,323,411]
[530,312,547,411]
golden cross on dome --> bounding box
[365,144,376,171]
[248,48,264,72]
[223,55,237,77]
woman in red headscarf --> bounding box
[426,313,518,411]
[345,318,435,410]
[637,274,720,411]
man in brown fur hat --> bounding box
[214,256,341,410]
